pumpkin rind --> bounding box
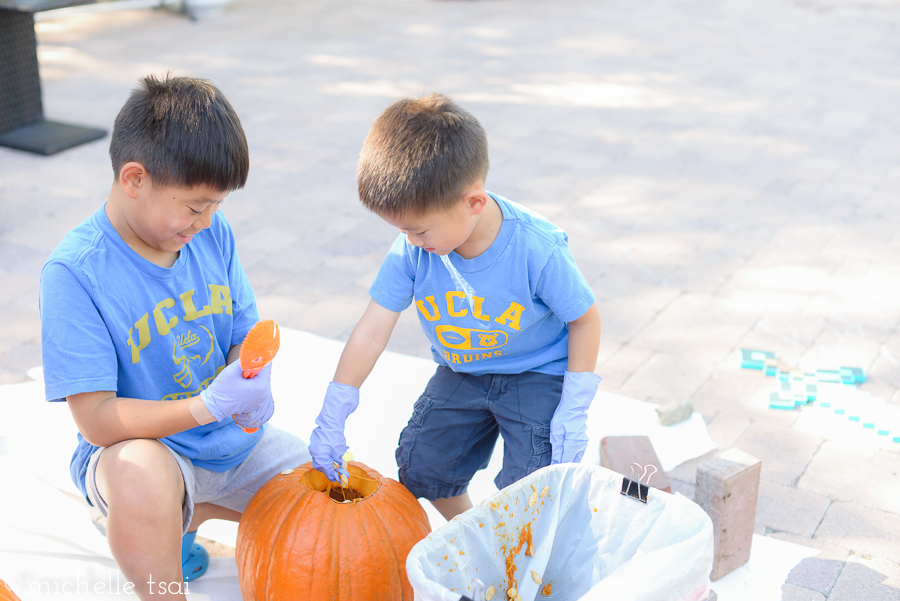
[237,461,430,600]
[0,579,22,601]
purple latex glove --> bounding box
[232,394,274,429]
[200,362,273,422]
[309,382,360,482]
[550,370,602,464]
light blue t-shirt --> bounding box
[39,206,261,499]
[369,193,595,376]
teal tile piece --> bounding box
[740,349,774,370]
[816,370,841,383]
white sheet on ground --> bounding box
[0,328,801,600]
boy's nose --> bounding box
[402,230,423,247]
[195,206,215,230]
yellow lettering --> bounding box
[153,298,178,336]
[207,285,233,315]
[463,354,473,363]
[472,297,490,321]
[481,352,493,360]
[126,313,151,364]
[452,353,461,364]
[415,296,441,321]
[494,302,525,331]
[446,291,468,317]
[444,350,452,361]
[181,289,213,322]
[493,350,502,356]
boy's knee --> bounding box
[97,439,184,507]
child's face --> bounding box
[130,181,228,256]
[381,198,478,256]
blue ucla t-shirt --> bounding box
[39,206,260,499]
[369,193,595,376]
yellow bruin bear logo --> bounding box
[416,292,525,364]
[435,325,508,350]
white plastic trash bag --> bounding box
[407,464,714,601]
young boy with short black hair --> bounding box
[309,93,601,520]
[39,74,309,600]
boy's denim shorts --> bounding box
[85,426,310,534]
[396,366,564,501]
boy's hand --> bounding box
[550,371,602,464]
[309,382,360,482]
[200,361,273,422]
[233,395,274,429]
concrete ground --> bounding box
[1,0,898,598]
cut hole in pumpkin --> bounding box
[299,464,381,503]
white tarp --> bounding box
[1,328,810,601]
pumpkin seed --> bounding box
[280,469,294,475]
[531,571,542,585]
[485,585,495,600]
[540,486,549,498]
[528,492,537,507]
[333,461,350,488]
[507,588,517,598]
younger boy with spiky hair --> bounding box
[39,75,309,599]
[309,93,602,520]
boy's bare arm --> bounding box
[333,298,401,388]
[567,303,602,373]
[67,344,243,448]
[67,392,202,448]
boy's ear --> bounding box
[463,185,490,216]
[119,162,150,199]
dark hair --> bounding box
[109,74,249,191]
[357,93,489,217]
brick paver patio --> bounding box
[1,0,898,598]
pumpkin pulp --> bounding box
[299,463,380,503]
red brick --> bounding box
[599,435,672,493]
[694,448,762,581]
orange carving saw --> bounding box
[234,319,280,433]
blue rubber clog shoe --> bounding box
[181,530,209,582]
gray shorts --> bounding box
[85,426,310,533]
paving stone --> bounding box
[733,421,823,486]
[827,555,900,601]
[595,344,655,393]
[782,583,826,601]
[755,480,831,538]
[797,441,900,516]
[815,503,900,561]
[689,366,787,418]
[669,477,695,500]
[769,532,849,596]
[619,348,729,404]
[705,412,752,449]
[667,449,717,489]
[628,293,758,357]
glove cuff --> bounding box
[561,370,602,411]
[199,389,226,422]
[326,381,361,416]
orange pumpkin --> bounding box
[0,579,21,601]
[237,461,431,600]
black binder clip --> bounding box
[621,462,656,503]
